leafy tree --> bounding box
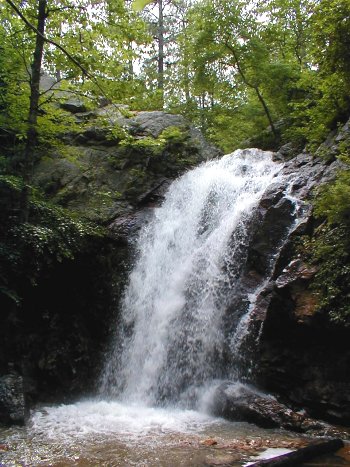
[280,0,350,148]
[1,0,147,218]
[173,0,287,147]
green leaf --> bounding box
[132,0,154,12]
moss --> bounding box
[299,224,350,327]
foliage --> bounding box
[314,169,350,225]
[285,0,350,149]
[0,174,104,305]
[0,0,150,150]
[2,0,350,151]
[119,126,190,156]
[165,0,310,150]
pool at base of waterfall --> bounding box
[1,400,349,467]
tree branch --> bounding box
[224,39,277,138]
[4,0,109,100]
[5,0,90,78]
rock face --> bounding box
[33,105,221,224]
[0,374,26,425]
[230,120,350,426]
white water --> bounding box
[31,401,216,441]
[101,148,283,406]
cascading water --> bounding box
[101,149,284,407]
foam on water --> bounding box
[30,400,218,443]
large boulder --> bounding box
[33,108,221,223]
[211,382,324,433]
[132,111,187,137]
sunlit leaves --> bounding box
[132,0,154,12]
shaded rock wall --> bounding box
[234,122,350,426]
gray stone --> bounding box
[0,374,26,425]
[60,98,87,113]
[273,142,299,161]
[133,111,187,137]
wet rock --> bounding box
[201,438,218,446]
[247,197,295,276]
[275,259,318,288]
[211,382,322,433]
[108,208,154,244]
[0,374,26,425]
[273,142,300,161]
[204,453,242,466]
[275,259,319,321]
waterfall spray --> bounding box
[101,149,283,407]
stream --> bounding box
[3,401,349,466]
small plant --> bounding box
[301,224,350,327]
[0,175,105,304]
[159,126,189,144]
[314,140,350,225]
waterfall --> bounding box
[101,149,284,407]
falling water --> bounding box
[101,149,284,406]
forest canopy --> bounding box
[1,0,350,154]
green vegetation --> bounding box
[119,126,190,156]
[1,0,350,153]
[1,0,350,329]
[301,225,350,327]
[315,169,350,225]
[0,174,104,304]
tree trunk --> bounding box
[255,87,278,139]
[20,0,47,221]
[249,439,344,467]
[225,41,278,139]
[157,0,164,107]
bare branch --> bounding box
[39,77,64,97]
[5,0,90,77]
[4,0,110,100]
